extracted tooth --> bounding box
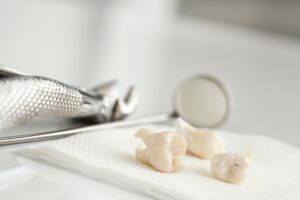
[211,152,253,184]
[175,118,224,159]
[135,128,186,173]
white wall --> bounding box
[164,19,300,148]
[0,0,100,85]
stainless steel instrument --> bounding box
[0,67,139,131]
[0,71,233,147]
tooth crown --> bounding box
[135,128,186,173]
[211,153,252,184]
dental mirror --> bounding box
[173,75,231,128]
[0,74,233,146]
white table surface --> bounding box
[0,150,153,200]
[0,121,154,200]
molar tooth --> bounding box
[211,152,252,184]
[135,128,186,173]
[175,118,225,160]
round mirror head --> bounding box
[173,75,232,128]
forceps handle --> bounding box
[0,113,176,147]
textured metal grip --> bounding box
[0,76,83,131]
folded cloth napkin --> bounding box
[21,125,300,200]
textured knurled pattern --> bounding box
[0,76,83,131]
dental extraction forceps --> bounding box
[0,66,139,132]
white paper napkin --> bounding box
[21,125,300,200]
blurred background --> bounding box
[0,0,300,147]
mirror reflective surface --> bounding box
[174,75,232,128]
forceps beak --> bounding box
[111,87,139,121]
[0,66,27,77]
[0,66,139,131]
[91,80,139,121]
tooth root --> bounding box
[175,118,197,134]
[175,118,225,160]
[135,146,149,165]
[135,128,154,139]
[245,150,254,162]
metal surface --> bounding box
[173,74,233,128]
[0,76,84,131]
[0,74,138,131]
[0,66,27,77]
[0,113,174,147]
